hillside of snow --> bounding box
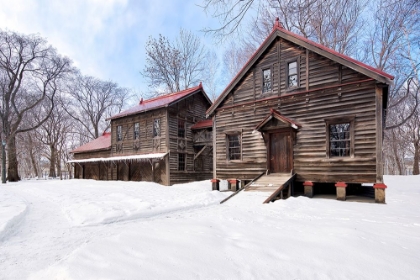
[0,176,419,279]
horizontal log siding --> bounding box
[168,92,212,184]
[110,108,168,156]
[73,149,111,160]
[215,80,378,183]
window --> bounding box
[117,125,122,141]
[178,153,186,171]
[178,119,185,138]
[262,68,272,93]
[153,118,160,137]
[287,61,298,88]
[134,123,140,140]
[328,122,352,157]
[227,134,241,160]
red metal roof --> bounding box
[207,19,394,117]
[109,84,206,120]
[71,132,111,154]
[191,119,213,130]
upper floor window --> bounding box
[287,61,298,88]
[227,133,241,161]
[153,118,161,137]
[134,122,140,140]
[117,125,122,141]
[262,68,272,93]
[178,119,185,138]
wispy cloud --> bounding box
[0,0,220,94]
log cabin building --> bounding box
[70,84,213,185]
[207,19,393,203]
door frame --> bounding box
[266,127,294,173]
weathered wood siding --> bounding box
[111,107,168,156]
[167,92,212,184]
[214,38,380,183]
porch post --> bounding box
[210,179,220,191]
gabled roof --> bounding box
[109,83,211,120]
[207,19,394,117]
[255,109,302,131]
[191,119,213,130]
[71,132,111,154]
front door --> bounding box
[269,131,292,173]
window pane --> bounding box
[178,153,185,171]
[288,61,297,75]
[134,123,140,140]
[117,125,122,141]
[153,119,160,137]
[288,74,298,87]
[178,119,185,138]
[228,134,241,160]
[329,123,350,157]
[262,69,271,93]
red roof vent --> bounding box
[139,97,143,105]
[274,17,283,30]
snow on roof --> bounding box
[191,119,213,130]
[70,132,111,154]
[67,152,168,163]
[108,84,208,120]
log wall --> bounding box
[214,38,381,184]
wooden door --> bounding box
[269,132,292,173]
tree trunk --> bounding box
[413,142,419,175]
[56,150,62,179]
[7,136,20,182]
[49,145,57,178]
[29,151,39,178]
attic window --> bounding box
[153,118,161,137]
[117,125,122,141]
[287,60,298,88]
[262,68,272,93]
[134,122,140,140]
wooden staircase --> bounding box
[246,173,296,203]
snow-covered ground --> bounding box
[0,176,419,279]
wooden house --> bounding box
[70,84,213,185]
[207,19,393,203]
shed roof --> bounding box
[108,83,211,120]
[191,119,213,130]
[70,132,111,154]
[206,18,394,117]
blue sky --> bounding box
[0,0,221,95]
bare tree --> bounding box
[142,29,207,94]
[64,74,130,142]
[0,30,72,181]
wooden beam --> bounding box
[194,145,207,160]
[375,85,384,183]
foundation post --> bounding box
[373,183,387,203]
[335,182,347,201]
[210,179,220,191]
[228,179,239,191]
[303,181,314,198]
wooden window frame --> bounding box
[153,118,161,138]
[116,125,122,142]
[261,66,273,94]
[134,122,140,140]
[285,57,300,90]
[225,131,242,162]
[178,119,186,138]
[325,116,355,158]
[178,153,186,171]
